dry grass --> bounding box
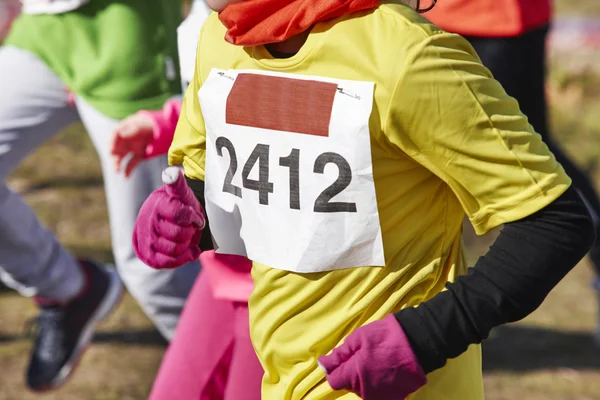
[556,0,600,16]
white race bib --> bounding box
[201,69,385,273]
[21,0,89,14]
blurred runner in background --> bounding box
[111,3,264,398]
[0,0,199,391]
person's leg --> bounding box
[75,97,200,340]
[0,45,123,392]
[523,27,600,277]
[0,45,84,300]
[223,303,263,400]
[149,272,235,400]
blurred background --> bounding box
[2,0,600,399]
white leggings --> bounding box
[0,46,199,340]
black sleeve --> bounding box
[185,176,214,251]
[395,186,596,374]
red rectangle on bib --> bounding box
[226,73,337,137]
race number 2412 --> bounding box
[215,136,357,213]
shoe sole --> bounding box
[30,267,124,392]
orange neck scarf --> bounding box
[218,0,380,46]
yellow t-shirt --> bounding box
[170,5,571,400]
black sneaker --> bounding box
[26,260,123,392]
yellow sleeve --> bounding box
[386,32,571,234]
[168,28,207,181]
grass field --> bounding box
[2,2,600,399]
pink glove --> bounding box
[133,167,205,269]
[318,314,427,400]
[139,99,182,159]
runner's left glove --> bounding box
[318,314,427,400]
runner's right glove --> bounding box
[133,167,205,269]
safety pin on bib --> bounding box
[217,72,235,81]
[337,87,361,100]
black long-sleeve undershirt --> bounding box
[395,186,595,374]
[186,177,214,251]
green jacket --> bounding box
[6,0,182,119]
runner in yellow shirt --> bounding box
[133,0,595,398]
